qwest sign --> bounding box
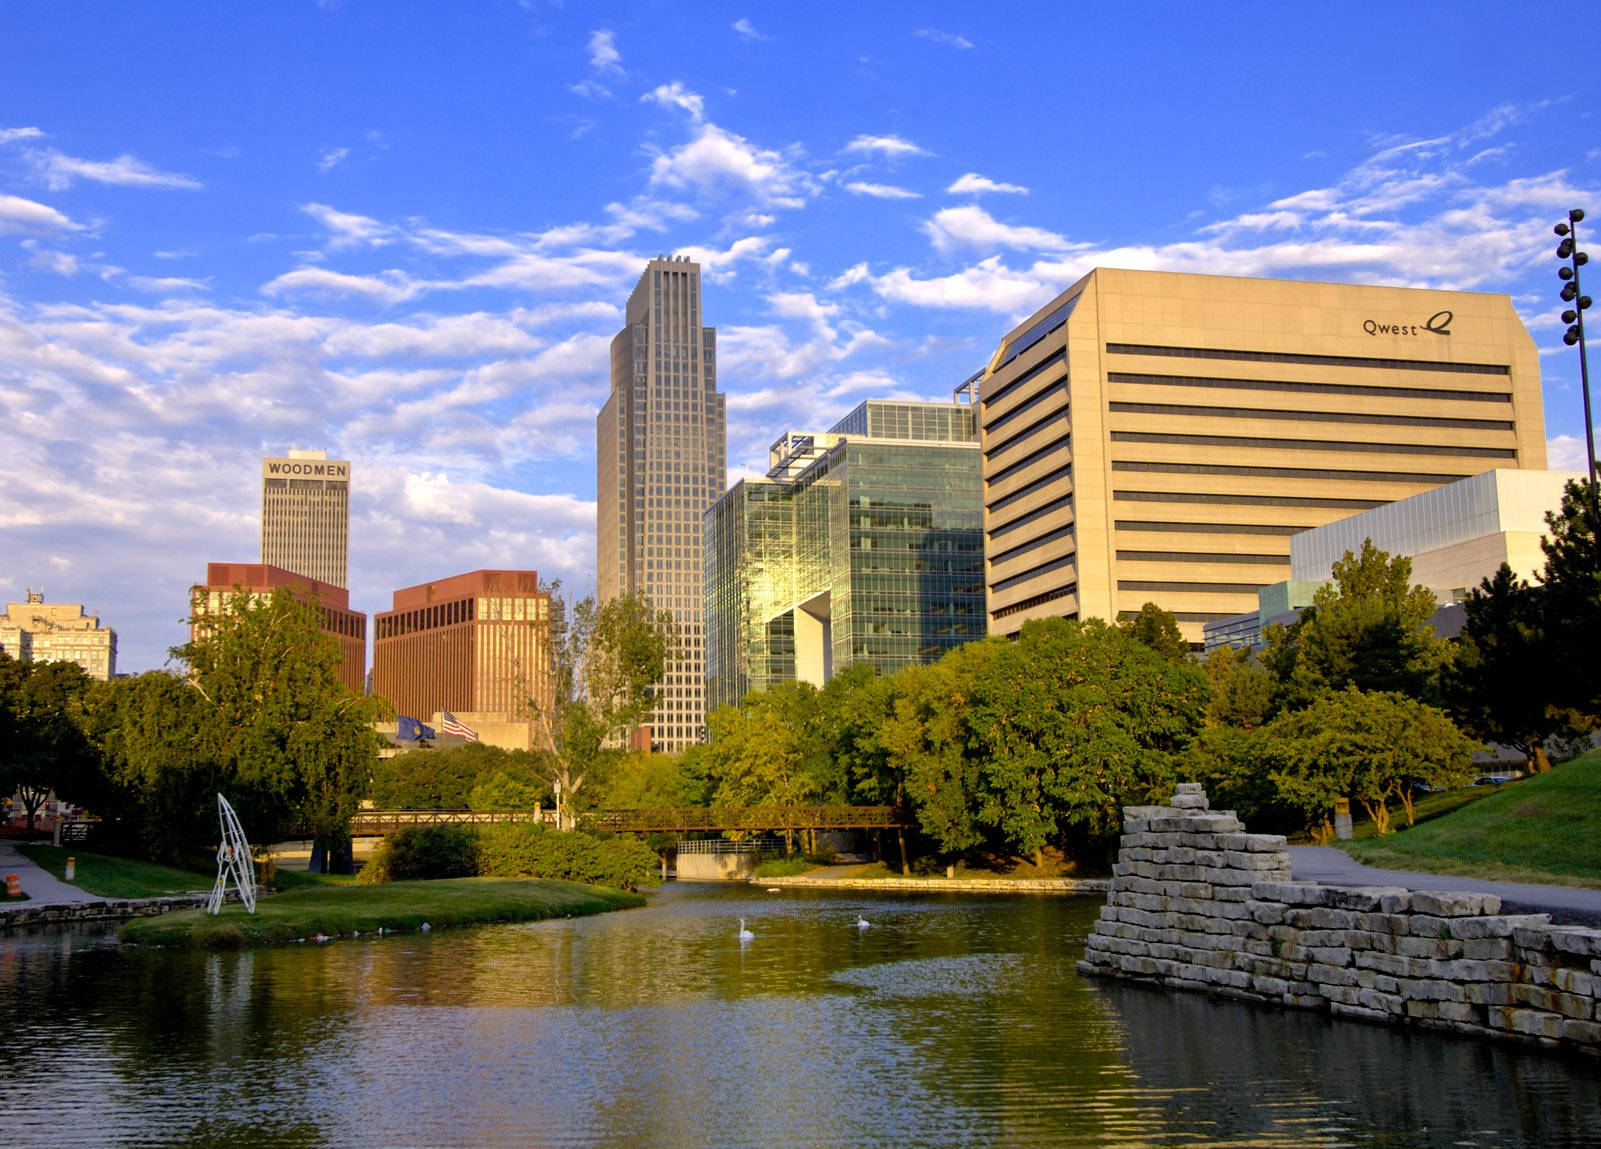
[1363,310,1453,337]
[264,460,349,478]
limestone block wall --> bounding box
[1079,783,1601,1055]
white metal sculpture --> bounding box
[206,793,257,915]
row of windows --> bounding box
[986,463,1073,513]
[981,350,1067,424]
[989,431,1072,484]
[995,296,1080,371]
[991,525,1074,566]
[1116,550,1288,565]
[1107,370,1512,405]
[988,499,1073,541]
[984,408,1070,463]
[1116,609,1238,623]
[1113,489,1385,510]
[982,378,1068,437]
[1110,430,1517,459]
[992,583,1078,619]
[1115,520,1305,535]
[1104,342,1512,376]
[1107,400,1514,433]
[1112,460,1471,484]
[1118,580,1268,595]
[991,554,1075,593]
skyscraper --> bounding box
[597,256,725,750]
[260,448,350,589]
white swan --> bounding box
[855,915,871,930]
[737,917,755,941]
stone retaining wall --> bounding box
[0,895,210,929]
[1079,783,1601,1055]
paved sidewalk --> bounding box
[1290,845,1601,926]
[0,841,98,905]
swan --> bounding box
[420,922,431,933]
[737,917,755,941]
[855,915,871,930]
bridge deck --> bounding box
[347,806,904,836]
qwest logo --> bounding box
[1363,310,1453,337]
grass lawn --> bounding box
[120,876,646,948]
[20,845,217,899]
[1342,749,1601,889]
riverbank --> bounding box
[119,877,645,948]
[759,871,1110,895]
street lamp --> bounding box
[1554,209,1601,559]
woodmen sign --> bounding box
[262,458,350,479]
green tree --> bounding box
[697,682,827,851]
[1118,602,1191,662]
[533,591,679,829]
[0,654,103,831]
[1269,687,1478,838]
[1200,642,1276,729]
[1538,479,1601,728]
[173,586,388,869]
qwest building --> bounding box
[597,256,726,750]
[977,269,1547,643]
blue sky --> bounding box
[2,2,1597,672]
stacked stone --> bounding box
[1079,785,1601,1055]
[1079,782,1292,994]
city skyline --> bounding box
[1,4,1597,671]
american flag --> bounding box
[440,709,478,742]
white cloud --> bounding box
[0,193,81,234]
[126,276,209,294]
[732,18,771,43]
[568,80,612,101]
[25,245,78,276]
[0,126,46,145]
[302,202,396,248]
[649,123,818,210]
[947,172,1028,196]
[871,255,1066,312]
[1546,434,1597,472]
[922,205,1073,254]
[845,181,921,200]
[323,312,544,359]
[32,150,202,191]
[587,28,623,76]
[317,147,350,173]
[914,28,973,50]
[843,134,927,159]
[261,267,419,304]
[643,82,705,124]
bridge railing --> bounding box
[343,805,905,836]
[347,809,556,836]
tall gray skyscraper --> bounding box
[597,256,725,750]
[260,448,350,589]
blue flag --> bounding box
[397,715,437,741]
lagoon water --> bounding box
[2,884,1599,1147]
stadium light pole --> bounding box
[1554,208,1601,562]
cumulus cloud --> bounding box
[587,28,623,75]
[947,172,1028,196]
[1546,434,1598,472]
[843,134,927,159]
[24,244,78,276]
[302,202,396,248]
[261,267,419,304]
[32,149,202,191]
[650,123,818,209]
[642,81,706,124]
[922,205,1074,253]
[0,126,46,145]
[845,181,921,200]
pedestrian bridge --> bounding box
[347,805,905,837]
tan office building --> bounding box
[597,256,725,750]
[978,268,1546,643]
[371,570,554,742]
[0,590,117,680]
[261,448,350,588]
[191,563,367,694]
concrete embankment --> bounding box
[1,895,211,929]
[762,874,1110,895]
[1079,784,1601,1055]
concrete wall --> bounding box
[1079,784,1601,1055]
[675,851,756,881]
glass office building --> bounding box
[704,399,985,713]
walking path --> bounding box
[0,841,97,904]
[1290,845,1601,926]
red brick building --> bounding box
[192,562,367,694]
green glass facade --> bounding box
[704,400,986,712]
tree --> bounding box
[1266,539,1451,710]
[1118,602,1191,662]
[533,591,679,829]
[1269,687,1478,838]
[883,649,994,859]
[174,586,388,869]
[1200,642,1275,729]
[0,653,102,832]
[1538,479,1601,728]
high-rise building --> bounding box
[705,399,986,713]
[976,268,1547,644]
[260,448,350,588]
[0,590,117,680]
[597,256,725,750]
[191,563,367,694]
[371,569,554,748]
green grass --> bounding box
[1342,749,1601,888]
[119,876,645,948]
[753,856,823,878]
[20,845,216,899]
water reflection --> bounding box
[0,887,1597,1147]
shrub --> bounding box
[477,824,660,891]
[359,825,481,884]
